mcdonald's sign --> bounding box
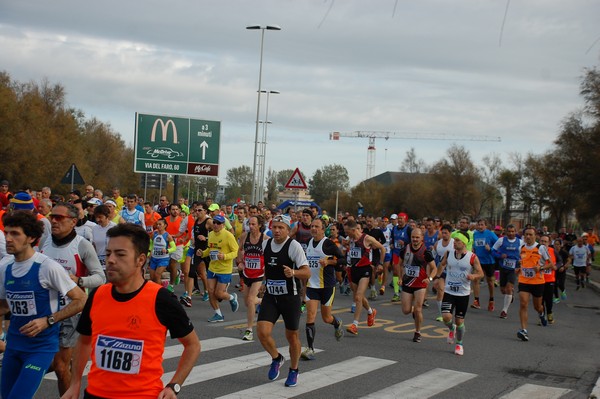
[134,113,221,177]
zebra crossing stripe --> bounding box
[44,336,250,380]
[360,367,476,399]
[497,383,572,399]
[215,356,396,399]
[161,346,323,385]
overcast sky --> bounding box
[2,0,599,187]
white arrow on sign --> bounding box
[200,141,208,160]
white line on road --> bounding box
[360,367,477,399]
[498,383,572,399]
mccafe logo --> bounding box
[194,164,212,173]
[150,119,178,144]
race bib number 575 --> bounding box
[95,335,144,374]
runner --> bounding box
[539,235,557,324]
[91,205,117,274]
[256,215,309,387]
[0,211,86,399]
[516,227,553,341]
[399,228,437,343]
[120,194,145,229]
[200,215,240,322]
[436,232,484,355]
[62,223,200,399]
[143,201,161,236]
[237,214,269,341]
[472,219,498,311]
[148,218,176,285]
[390,213,412,302]
[492,224,522,319]
[565,236,591,290]
[191,203,212,302]
[344,220,385,336]
[300,217,345,360]
[432,224,454,321]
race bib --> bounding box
[95,335,143,374]
[210,250,220,261]
[153,249,164,256]
[475,238,485,247]
[6,291,37,316]
[266,279,288,295]
[395,240,404,249]
[307,256,321,269]
[543,268,552,275]
[405,265,420,278]
[503,258,517,269]
[349,247,362,259]
[244,257,260,270]
[522,268,536,278]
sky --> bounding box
[1,0,599,188]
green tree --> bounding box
[308,164,350,204]
[265,168,278,203]
[225,165,252,202]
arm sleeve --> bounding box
[167,240,177,254]
[79,239,106,288]
[155,288,195,339]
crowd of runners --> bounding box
[0,179,597,397]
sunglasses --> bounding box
[49,214,74,222]
[213,220,223,225]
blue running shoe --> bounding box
[207,313,224,323]
[202,292,209,302]
[268,355,285,381]
[285,369,298,387]
[230,293,239,312]
[350,303,356,313]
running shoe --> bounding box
[300,303,306,314]
[201,292,209,302]
[517,329,529,341]
[334,322,344,341]
[191,289,202,296]
[539,312,548,327]
[207,313,224,323]
[346,324,358,335]
[454,344,464,356]
[471,299,480,309]
[284,368,298,387]
[230,293,239,312]
[560,291,567,300]
[268,355,285,381]
[179,295,192,308]
[167,284,177,298]
[369,287,377,300]
[435,315,443,322]
[447,329,455,344]
[423,299,430,308]
[499,311,508,319]
[350,303,356,313]
[175,270,181,285]
[300,347,315,361]
[488,301,494,312]
[391,294,401,302]
[367,308,377,327]
[548,313,554,325]
[553,297,560,304]
[379,286,385,296]
[242,330,254,341]
[413,332,422,343]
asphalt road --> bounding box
[34,275,600,398]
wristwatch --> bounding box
[166,383,181,395]
[77,277,85,288]
[47,315,56,326]
[428,277,433,281]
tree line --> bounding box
[1,67,598,231]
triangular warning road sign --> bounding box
[284,168,307,189]
[60,163,85,185]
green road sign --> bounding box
[134,113,221,176]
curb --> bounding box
[565,271,600,295]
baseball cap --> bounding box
[390,214,398,220]
[10,191,34,211]
[208,203,220,212]
[494,225,502,231]
[70,189,82,197]
[213,214,226,224]
[87,198,103,206]
[105,199,117,207]
[398,212,408,220]
[272,214,291,227]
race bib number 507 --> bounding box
[95,335,144,374]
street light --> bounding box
[247,24,281,205]
[258,89,279,201]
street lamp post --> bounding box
[247,24,281,205]
[258,89,279,201]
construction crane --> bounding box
[329,131,502,180]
